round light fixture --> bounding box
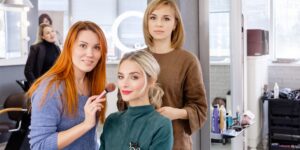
[111,11,146,53]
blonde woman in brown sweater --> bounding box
[117,0,208,149]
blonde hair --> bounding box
[143,0,185,49]
[27,21,107,123]
[34,23,53,44]
[118,50,164,108]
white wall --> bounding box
[268,65,300,89]
[210,64,230,102]
[210,64,300,99]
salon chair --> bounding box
[0,93,30,150]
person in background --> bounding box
[25,23,61,86]
[39,13,53,25]
[118,0,208,149]
[38,13,63,46]
[101,50,173,150]
[27,21,108,150]
[212,97,226,108]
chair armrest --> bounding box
[0,108,28,115]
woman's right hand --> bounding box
[83,95,105,129]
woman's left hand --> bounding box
[157,107,187,120]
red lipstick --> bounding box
[122,90,132,95]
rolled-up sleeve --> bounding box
[183,55,208,134]
[29,84,62,150]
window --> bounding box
[272,0,300,59]
[209,0,230,62]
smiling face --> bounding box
[117,60,150,106]
[41,26,56,43]
[148,4,177,42]
[72,30,101,77]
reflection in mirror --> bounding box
[6,11,21,57]
[0,7,28,59]
[0,9,5,58]
[38,0,147,63]
[38,0,69,48]
[209,0,231,149]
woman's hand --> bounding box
[157,107,188,120]
[83,95,105,129]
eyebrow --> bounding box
[79,41,88,44]
[79,41,100,46]
[118,72,142,75]
[150,13,171,17]
[129,72,142,75]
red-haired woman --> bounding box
[27,21,107,150]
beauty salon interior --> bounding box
[1,0,300,150]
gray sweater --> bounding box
[29,80,98,150]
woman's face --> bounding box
[42,18,51,25]
[72,30,101,76]
[148,4,177,42]
[41,26,56,43]
[118,60,150,106]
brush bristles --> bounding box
[105,83,116,92]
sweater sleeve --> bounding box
[99,122,106,150]
[24,45,38,85]
[99,115,114,150]
[29,83,62,150]
[182,54,208,135]
[149,119,173,150]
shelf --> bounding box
[270,126,300,135]
[269,100,300,117]
[271,134,300,144]
[267,99,300,150]
[270,116,300,126]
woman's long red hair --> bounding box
[27,21,107,123]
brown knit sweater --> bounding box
[150,48,208,150]
[117,48,208,150]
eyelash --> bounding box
[118,75,124,79]
[150,16,156,20]
[80,44,87,48]
[149,16,171,21]
[131,76,139,80]
[94,46,101,51]
[117,75,139,80]
[79,44,101,51]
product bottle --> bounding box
[274,82,279,99]
[226,111,233,128]
[219,105,227,133]
[211,105,220,133]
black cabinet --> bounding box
[268,99,300,150]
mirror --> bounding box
[209,0,231,149]
[37,0,147,63]
[0,9,5,58]
[0,7,29,59]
